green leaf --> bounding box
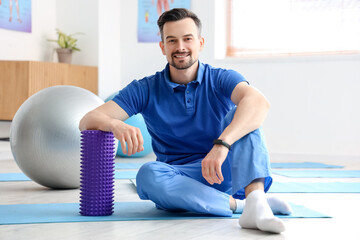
[68,39,76,47]
[58,35,66,48]
[50,28,82,51]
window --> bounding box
[227,0,360,57]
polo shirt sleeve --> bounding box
[111,79,148,117]
[217,69,248,98]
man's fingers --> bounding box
[137,129,144,152]
[117,126,144,156]
[209,167,219,184]
[119,137,127,155]
[125,133,134,156]
[203,165,221,185]
[201,146,228,185]
[202,163,213,185]
[130,132,138,155]
[216,164,224,182]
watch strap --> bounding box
[213,139,231,150]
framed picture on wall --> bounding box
[0,0,32,33]
[138,0,191,42]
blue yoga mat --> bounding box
[269,182,360,193]
[116,162,344,169]
[0,201,330,225]
[117,162,344,170]
[271,162,343,169]
[0,171,139,182]
[115,171,138,179]
[115,162,144,169]
[129,179,360,193]
[0,173,31,181]
[273,170,360,178]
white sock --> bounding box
[238,190,286,233]
[267,196,292,215]
[234,199,245,213]
[234,196,292,215]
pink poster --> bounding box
[138,0,191,42]
[0,0,31,33]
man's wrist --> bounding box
[213,139,231,150]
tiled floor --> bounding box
[1,140,360,240]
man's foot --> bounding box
[233,196,292,215]
[238,190,286,233]
[267,196,292,215]
[17,18,22,23]
[9,16,12,22]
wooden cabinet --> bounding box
[0,61,98,120]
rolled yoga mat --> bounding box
[80,130,116,216]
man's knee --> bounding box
[136,161,175,199]
[236,127,268,152]
[137,162,160,187]
[136,162,158,199]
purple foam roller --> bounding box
[80,130,115,216]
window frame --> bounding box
[226,0,360,58]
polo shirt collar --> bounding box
[164,61,205,92]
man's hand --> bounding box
[201,145,229,185]
[78,101,144,156]
[110,119,144,156]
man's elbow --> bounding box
[264,97,271,111]
[253,93,270,113]
[79,111,93,131]
[79,114,87,131]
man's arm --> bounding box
[79,100,144,156]
[201,82,270,185]
[219,81,270,145]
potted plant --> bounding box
[48,29,82,64]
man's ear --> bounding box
[199,37,205,51]
[159,41,166,55]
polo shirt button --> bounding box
[186,91,190,94]
[187,99,191,103]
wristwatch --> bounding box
[213,139,231,150]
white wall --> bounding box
[55,0,98,67]
[118,0,166,89]
[43,0,122,99]
[217,57,360,158]
[1,0,359,159]
[98,0,122,99]
[0,0,118,99]
[196,0,360,158]
[117,0,360,159]
[0,0,98,66]
[0,0,56,61]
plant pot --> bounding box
[56,48,73,64]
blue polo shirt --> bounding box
[112,61,247,165]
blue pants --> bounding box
[136,108,272,217]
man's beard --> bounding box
[169,52,197,70]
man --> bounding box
[79,8,291,233]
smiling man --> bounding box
[79,8,291,233]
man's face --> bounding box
[159,18,204,70]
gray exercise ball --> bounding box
[10,86,104,189]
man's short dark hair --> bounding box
[157,8,202,42]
